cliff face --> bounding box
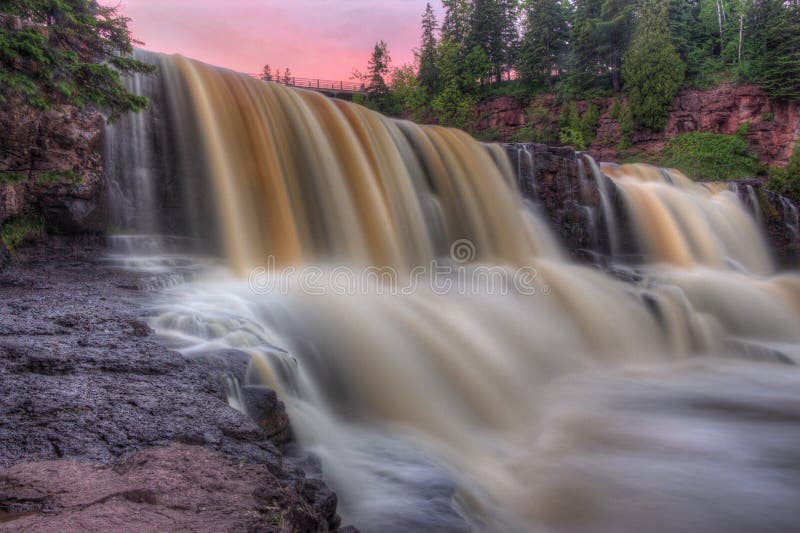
[0,105,108,234]
[478,84,800,167]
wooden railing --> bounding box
[250,74,367,94]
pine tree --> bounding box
[417,3,440,97]
[366,40,393,112]
[0,0,154,121]
[283,68,291,85]
[568,0,636,95]
[260,65,273,82]
[441,0,473,47]
[749,0,800,100]
[623,0,686,130]
[468,0,518,82]
[518,0,570,87]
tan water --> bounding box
[108,54,800,532]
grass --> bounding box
[0,212,46,251]
[661,132,765,180]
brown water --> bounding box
[107,53,800,532]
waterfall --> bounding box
[108,53,800,532]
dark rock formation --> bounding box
[0,241,344,531]
[504,143,800,268]
[0,105,108,233]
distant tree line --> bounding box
[355,0,800,132]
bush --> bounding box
[0,172,26,186]
[0,212,45,251]
[662,132,764,180]
[511,102,558,144]
[766,140,800,202]
[736,121,750,138]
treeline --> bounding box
[355,0,800,132]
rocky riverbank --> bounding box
[0,239,351,532]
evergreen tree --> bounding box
[260,64,273,82]
[0,0,154,121]
[468,0,518,82]
[517,0,570,87]
[417,3,440,97]
[749,0,800,100]
[364,40,393,112]
[441,0,473,48]
[624,0,686,130]
[568,0,636,94]
[283,68,291,85]
[431,37,476,127]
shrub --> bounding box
[736,121,750,138]
[761,112,775,122]
[37,170,80,184]
[0,172,26,186]
[0,212,45,251]
[766,140,800,202]
[662,132,764,180]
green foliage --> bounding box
[0,0,155,121]
[623,0,685,131]
[0,212,45,251]
[467,0,518,83]
[557,100,599,150]
[356,40,393,113]
[390,64,427,119]
[472,127,503,141]
[36,169,80,184]
[761,111,774,122]
[747,0,800,100]
[736,121,750,138]
[0,171,26,185]
[517,0,570,88]
[766,140,800,202]
[567,0,636,96]
[662,131,764,180]
[417,3,440,97]
[432,78,476,128]
[511,101,558,143]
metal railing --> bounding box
[250,74,367,94]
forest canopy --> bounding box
[355,0,800,131]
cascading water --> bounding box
[108,53,800,532]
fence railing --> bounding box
[249,74,367,94]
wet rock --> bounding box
[244,385,293,445]
[0,243,345,531]
[0,243,9,269]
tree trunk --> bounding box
[738,13,744,63]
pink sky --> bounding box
[106,0,441,80]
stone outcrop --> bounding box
[0,242,347,531]
[0,105,108,234]
[479,84,800,168]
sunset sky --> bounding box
[107,0,441,80]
